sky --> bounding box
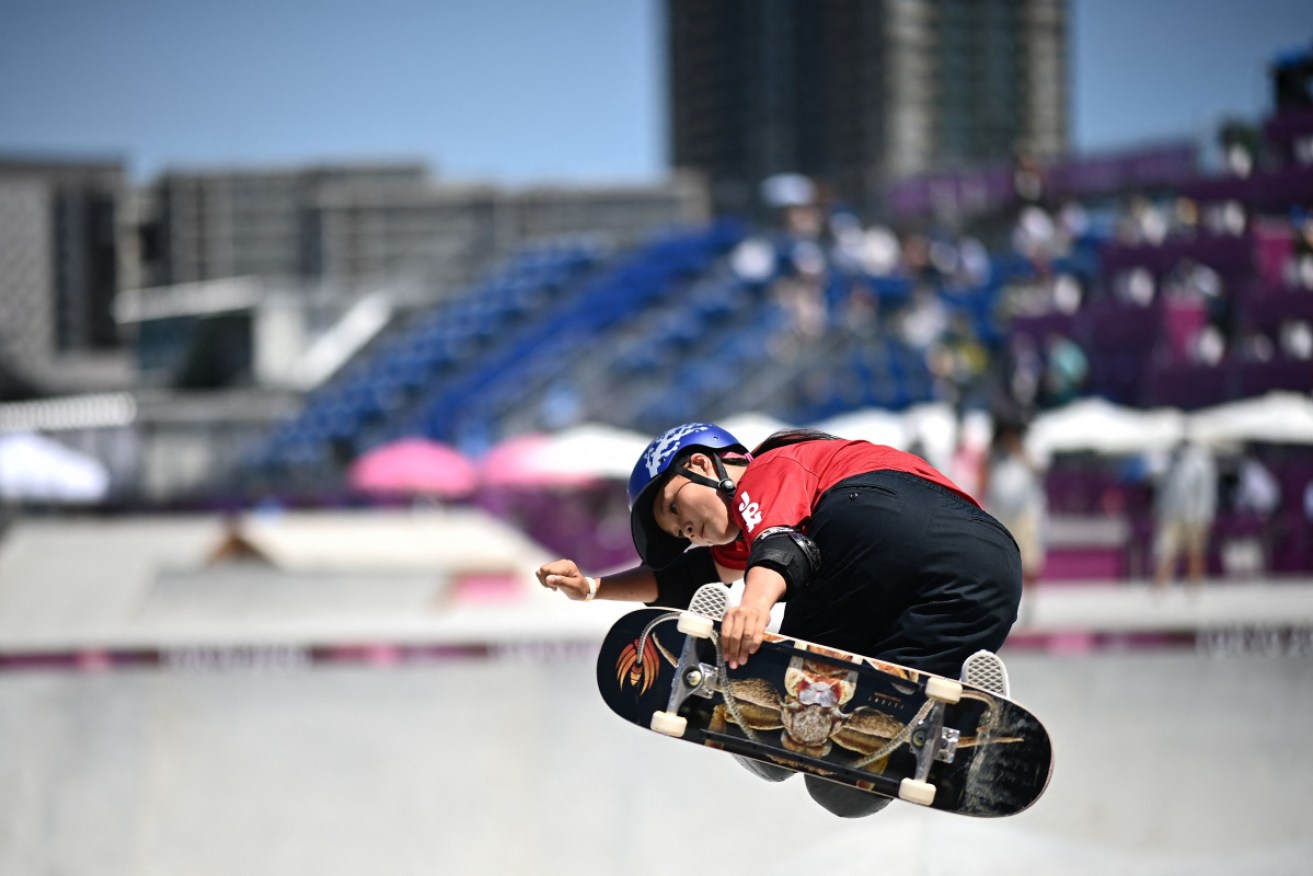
[0,0,1309,184]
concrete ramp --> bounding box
[1,649,1308,876]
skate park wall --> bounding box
[1,512,1310,875]
[1,648,1310,876]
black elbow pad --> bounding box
[748,527,821,598]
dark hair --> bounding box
[750,428,841,456]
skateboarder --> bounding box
[538,422,1023,816]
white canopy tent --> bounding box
[518,423,651,481]
[481,390,1313,486]
[717,412,795,449]
[1187,392,1313,448]
[813,402,958,469]
[1026,391,1313,461]
[1026,398,1187,463]
[0,432,110,503]
[811,407,910,448]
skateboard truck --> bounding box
[668,630,719,710]
[937,727,961,763]
[908,715,961,768]
[650,614,721,738]
[895,677,965,805]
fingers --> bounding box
[536,560,583,599]
[548,575,587,600]
[721,605,767,669]
[536,560,576,586]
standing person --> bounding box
[537,422,1023,818]
[980,421,1047,607]
[1153,438,1218,587]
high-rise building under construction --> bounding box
[666,0,1068,217]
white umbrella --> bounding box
[1026,397,1186,462]
[0,432,110,503]
[810,407,909,447]
[1188,392,1313,447]
[902,402,959,470]
[718,412,794,449]
[531,423,651,481]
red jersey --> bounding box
[711,440,977,570]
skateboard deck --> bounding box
[596,606,1052,817]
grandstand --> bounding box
[175,56,1311,584]
[2,85,1310,583]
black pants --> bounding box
[781,470,1022,678]
[761,471,1022,817]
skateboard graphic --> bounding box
[596,606,1053,816]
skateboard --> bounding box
[596,606,1053,817]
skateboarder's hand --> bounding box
[721,570,787,669]
[536,560,592,601]
[720,602,772,669]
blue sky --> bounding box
[0,0,1309,183]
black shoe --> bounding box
[804,776,892,818]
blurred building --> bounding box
[1272,41,1313,113]
[125,162,709,391]
[139,161,708,293]
[666,0,1069,217]
[0,154,709,500]
[0,157,134,396]
[140,163,428,287]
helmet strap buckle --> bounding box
[677,454,736,495]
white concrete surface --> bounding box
[1,649,1310,876]
[3,513,1312,874]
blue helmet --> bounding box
[628,423,746,567]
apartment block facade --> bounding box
[666,0,1069,217]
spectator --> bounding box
[1040,333,1088,408]
[1290,207,1313,289]
[1153,439,1219,588]
[996,333,1043,419]
[980,421,1047,602]
[1234,451,1281,521]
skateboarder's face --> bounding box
[652,453,740,547]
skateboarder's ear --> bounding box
[686,452,737,495]
[684,452,712,474]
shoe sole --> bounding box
[961,650,1010,698]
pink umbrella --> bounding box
[348,438,479,499]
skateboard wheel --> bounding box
[650,711,688,738]
[899,778,937,807]
[677,612,714,639]
[925,677,963,704]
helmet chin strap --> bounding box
[677,454,737,495]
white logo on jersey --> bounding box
[738,491,762,532]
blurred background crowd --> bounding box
[1,2,1312,587]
